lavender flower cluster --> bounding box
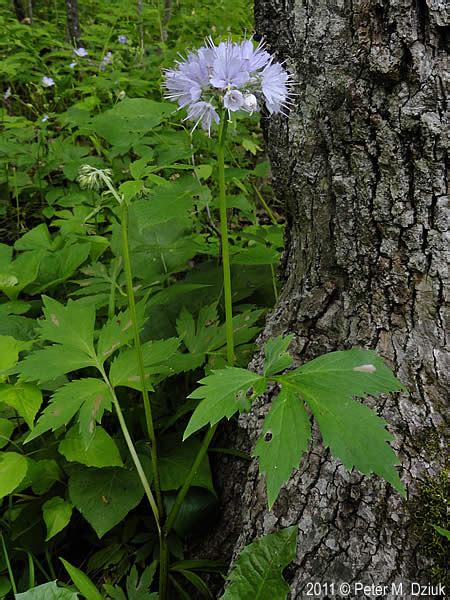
[164,37,292,135]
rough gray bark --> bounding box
[65,0,80,44]
[203,1,448,597]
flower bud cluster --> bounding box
[164,37,292,135]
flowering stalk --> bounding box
[159,109,235,600]
[78,165,164,518]
[217,114,234,363]
[120,199,164,517]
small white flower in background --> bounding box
[100,51,113,71]
[42,114,49,122]
[73,47,88,57]
[118,35,128,44]
[3,87,11,100]
[117,90,126,100]
[41,76,55,87]
[69,62,77,69]
[164,36,292,135]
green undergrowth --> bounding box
[0,0,283,596]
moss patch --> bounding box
[409,469,449,587]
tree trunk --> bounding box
[12,0,26,22]
[65,0,80,44]
[207,0,448,596]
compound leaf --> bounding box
[184,368,266,440]
[282,348,405,496]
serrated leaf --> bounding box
[43,497,73,540]
[220,527,297,600]
[59,425,123,468]
[25,379,111,443]
[253,387,311,508]
[68,466,145,538]
[39,296,96,356]
[0,383,42,428]
[176,305,263,358]
[126,563,158,600]
[109,337,179,390]
[17,345,95,384]
[282,348,405,496]
[176,305,219,354]
[184,368,267,439]
[77,379,114,447]
[263,335,294,377]
[60,558,103,600]
[0,335,32,374]
[96,303,145,362]
[0,452,28,499]
[15,581,78,600]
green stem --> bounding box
[99,367,161,535]
[1,534,17,595]
[165,424,216,534]
[252,183,278,225]
[119,200,163,517]
[159,115,234,599]
[217,116,234,364]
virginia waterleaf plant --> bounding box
[0,31,407,600]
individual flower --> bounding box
[209,40,250,89]
[238,39,270,72]
[118,35,128,44]
[69,61,77,69]
[42,114,49,122]
[223,89,244,112]
[3,87,11,100]
[261,61,291,114]
[41,76,55,87]
[185,101,220,136]
[73,47,88,57]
